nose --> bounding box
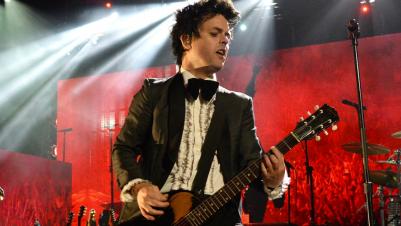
[221,35,230,45]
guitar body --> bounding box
[169,191,200,224]
[129,191,201,226]
[128,191,240,226]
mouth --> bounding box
[216,49,226,58]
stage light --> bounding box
[105,2,112,9]
[360,1,372,14]
[239,23,247,31]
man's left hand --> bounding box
[260,146,285,189]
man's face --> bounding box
[182,14,232,76]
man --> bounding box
[112,0,289,225]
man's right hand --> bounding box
[133,182,169,221]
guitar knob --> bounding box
[323,129,329,136]
[300,116,304,122]
[332,124,338,131]
[314,105,320,110]
[315,135,321,141]
[307,111,312,116]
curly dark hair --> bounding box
[171,0,240,66]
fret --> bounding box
[281,139,292,150]
[200,202,212,218]
[219,190,229,202]
[202,200,215,217]
[237,174,247,187]
[231,179,241,191]
[191,211,201,225]
[207,199,217,212]
[290,132,300,142]
[221,188,231,200]
[185,214,195,226]
[196,209,206,223]
[276,142,290,154]
[225,182,236,196]
[214,193,224,207]
[243,171,253,182]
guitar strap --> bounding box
[191,95,226,196]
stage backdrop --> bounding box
[57,32,401,225]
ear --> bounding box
[180,34,192,50]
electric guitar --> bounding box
[66,211,74,226]
[137,104,339,226]
[87,209,97,226]
[78,205,87,226]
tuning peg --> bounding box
[314,105,320,110]
[323,129,329,136]
[315,135,321,141]
[332,124,338,131]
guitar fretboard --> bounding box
[173,133,299,226]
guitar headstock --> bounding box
[88,209,96,225]
[77,205,87,226]
[66,211,74,226]
[78,205,87,218]
[295,104,339,141]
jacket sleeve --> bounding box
[239,96,290,198]
[238,97,263,168]
[112,79,156,190]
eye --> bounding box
[210,32,218,37]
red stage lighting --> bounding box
[360,2,371,14]
[105,2,112,9]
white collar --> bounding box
[180,68,217,85]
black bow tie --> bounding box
[186,78,219,101]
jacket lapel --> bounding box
[165,74,186,169]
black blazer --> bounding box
[112,73,263,223]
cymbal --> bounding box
[392,131,401,139]
[342,142,390,155]
[369,170,398,188]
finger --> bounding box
[148,186,168,201]
[145,206,165,216]
[270,147,284,162]
[140,208,156,221]
[260,160,269,178]
[149,199,170,208]
[142,204,165,216]
[262,154,274,172]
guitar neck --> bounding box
[174,133,299,226]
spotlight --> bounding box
[239,23,247,31]
[360,1,372,14]
[105,1,112,9]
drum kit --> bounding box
[342,130,401,226]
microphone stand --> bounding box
[346,19,374,226]
[108,128,115,210]
[304,140,315,226]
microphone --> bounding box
[342,99,367,110]
[0,186,4,201]
[57,128,72,132]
